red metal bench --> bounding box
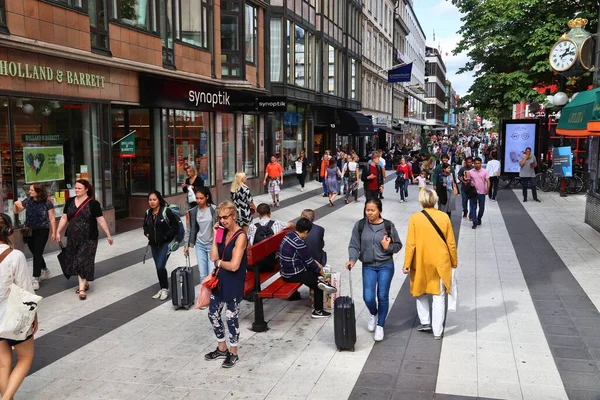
[246,229,302,332]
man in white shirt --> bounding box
[485,152,501,201]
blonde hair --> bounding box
[419,188,438,208]
[217,200,238,219]
[230,172,247,194]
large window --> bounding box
[242,115,257,178]
[286,20,292,84]
[245,4,257,63]
[179,0,211,48]
[222,113,236,182]
[89,0,110,51]
[221,0,242,77]
[49,0,84,8]
[351,59,357,100]
[0,0,7,30]
[112,0,158,31]
[272,105,305,174]
[295,26,305,87]
[327,45,335,95]
[270,19,283,82]
[159,0,175,66]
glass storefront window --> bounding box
[242,115,257,178]
[222,113,236,182]
[272,105,305,174]
[10,98,102,223]
[127,109,152,195]
[0,97,10,215]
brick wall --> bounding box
[174,43,211,76]
[109,23,162,66]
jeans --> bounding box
[469,194,486,225]
[416,279,446,336]
[365,189,380,201]
[399,180,409,201]
[489,177,499,200]
[460,188,470,215]
[25,228,49,278]
[362,264,395,327]
[345,178,358,201]
[208,294,241,345]
[284,270,324,311]
[151,243,170,289]
[195,242,214,282]
[321,178,328,195]
[521,177,538,200]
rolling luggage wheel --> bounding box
[351,347,355,352]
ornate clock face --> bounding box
[550,40,577,72]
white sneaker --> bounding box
[367,315,377,332]
[301,187,304,192]
[152,289,163,299]
[159,289,169,301]
[40,269,52,281]
[32,280,40,291]
[374,326,384,341]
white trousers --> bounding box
[416,279,446,336]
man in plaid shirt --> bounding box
[278,218,337,319]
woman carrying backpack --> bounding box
[345,198,402,342]
[183,187,217,283]
[143,191,180,301]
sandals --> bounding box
[76,289,87,300]
[74,283,90,293]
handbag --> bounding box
[57,241,71,279]
[0,249,43,340]
[195,275,214,309]
[187,186,196,204]
[21,226,33,238]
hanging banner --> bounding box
[23,146,65,184]
[552,146,573,177]
[388,62,413,83]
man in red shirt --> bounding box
[361,152,384,201]
[263,156,284,207]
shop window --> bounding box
[0,97,10,215]
[242,115,257,178]
[222,113,236,182]
[112,0,158,32]
[272,105,305,174]
[270,18,282,82]
[159,0,175,66]
[221,0,242,77]
[89,0,110,52]
[245,3,257,63]
[178,0,211,49]
[10,98,103,223]
[294,25,305,87]
[127,109,152,195]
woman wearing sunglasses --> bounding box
[205,201,247,368]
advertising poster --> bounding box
[23,146,65,184]
[503,122,537,173]
[553,146,573,177]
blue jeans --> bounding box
[399,180,409,201]
[151,243,170,289]
[460,187,470,215]
[322,179,328,195]
[195,242,215,281]
[362,264,395,327]
[469,194,486,225]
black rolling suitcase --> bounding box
[334,269,357,351]
[171,254,195,310]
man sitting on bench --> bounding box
[247,203,295,246]
[278,218,337,319]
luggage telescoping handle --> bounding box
[185,252,191,268]
[348,266,353,299]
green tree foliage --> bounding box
[451,0,598,119]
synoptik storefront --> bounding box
[124,74,285,217]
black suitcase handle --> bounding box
[348,267,353,300]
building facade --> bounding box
[267,0,366,174]
[424,46,447,131]
[360,0,396,151]
[0,0,274,252]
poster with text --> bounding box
[24,146,65,184]
[552,146,573,177]
[503,123,536,173]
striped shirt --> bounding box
[278,231,320,278]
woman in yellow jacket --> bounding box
[403,188,458,339]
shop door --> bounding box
[111,109,132,219]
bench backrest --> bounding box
[247,229,289,266]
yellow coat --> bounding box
[403,208,458,297]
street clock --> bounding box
[549,18,594,74]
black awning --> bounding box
[378,127,404,135]
[338,110,374,136]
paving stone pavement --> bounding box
[11,180,600,400]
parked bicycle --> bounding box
[498,176,524,189]
[536,168,584,194]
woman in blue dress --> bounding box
[325,158,342,206]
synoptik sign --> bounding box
[188,90,231,107]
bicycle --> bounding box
[498,176,523,189]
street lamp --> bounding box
[551,91,569,197]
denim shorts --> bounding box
[0,334,33,347]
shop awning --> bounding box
[378,127,404,135]
[338,110,374,136]
[557,88,600,137]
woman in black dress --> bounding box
[181,165,205,209]
[55,179,113,300]
[205,201,247,369]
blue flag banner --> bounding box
[387,63,413,83]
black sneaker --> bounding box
[311,309,331,319]
[472,224,477,229]
[317,280,338,294]
[205,347,229,361]
[534,199,541,203]
[417,324,432,332]
[221,352,239,368]
[523,199,527,202]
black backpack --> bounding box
[253,221,277,272]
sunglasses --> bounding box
[218,214,232,220]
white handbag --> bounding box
[448,269,458,312]
[187,186,196,203]
[0,283,43,340]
